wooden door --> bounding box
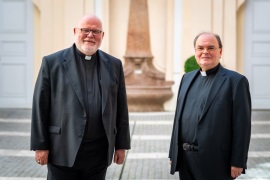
[245,0,270,109]
[0,0,33,108]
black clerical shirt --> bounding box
[75,47,106,141]
[180,64,220,145]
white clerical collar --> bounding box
[200,71,207,76]
[85,56,92,60]
[200,64,220,76]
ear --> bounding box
[219,48,223,58]
[73,28,76,35]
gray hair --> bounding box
[193,32,223,48]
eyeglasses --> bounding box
[76,28,102,35]
[195,46,219,52]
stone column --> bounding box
[124,0,173,112]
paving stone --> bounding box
[0,109,269,179]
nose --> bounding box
[202,48,210,53]
[87,31,94,37]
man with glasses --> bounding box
[169,32,251,179]
[31,15,130,180]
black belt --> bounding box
[182,143,198,151]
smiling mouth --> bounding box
[84,40,95,44]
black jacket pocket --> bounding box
[49,126,61,134]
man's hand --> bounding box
[35,150,49,165]
[231,166,243,179]
[113,149,126,164]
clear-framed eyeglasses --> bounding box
[76,28,103,36]
[195,46,219,52]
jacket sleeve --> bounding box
[115,61,131,150]
[231,76,252,169]
[30,57,51,151]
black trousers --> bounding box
[47,136,108,180]
[178,150,234,180]
[178,150,205,180]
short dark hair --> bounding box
[193,32,223,48]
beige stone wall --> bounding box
[32,0,174,77]
[31,0,246,111]
[32,0,97,79]
[180,0,246,72]
[171,0,246,111]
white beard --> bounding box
[81,45,96,55]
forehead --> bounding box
[196,34,218,46]
[78,17,102,29]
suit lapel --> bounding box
[199,66,226,121]
[62,46,86,112]
[97,50,111,115]
[62,47,112,116]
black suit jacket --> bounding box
[31,44,130,167]
[169,65,251,179]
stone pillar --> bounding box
[124,0,173,112]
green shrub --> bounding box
[184,55,200,73]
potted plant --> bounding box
[184,55,200,73]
